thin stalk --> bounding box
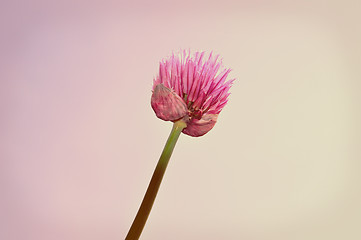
[125,120,186,240]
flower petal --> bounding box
[182,113,218,137]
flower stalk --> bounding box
[125,120,187,240]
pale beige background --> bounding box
[1,0,361,240]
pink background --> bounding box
[1,0,361,239]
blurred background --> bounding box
[1,0,361,239]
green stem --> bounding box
[125,120,187,240]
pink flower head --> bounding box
[151,50,235,137]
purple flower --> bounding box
[151,50,235,137]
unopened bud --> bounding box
[151,84,188,121]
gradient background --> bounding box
[1,0,361,239]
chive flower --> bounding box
[151,50,234,136]
[126,50,234,240]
